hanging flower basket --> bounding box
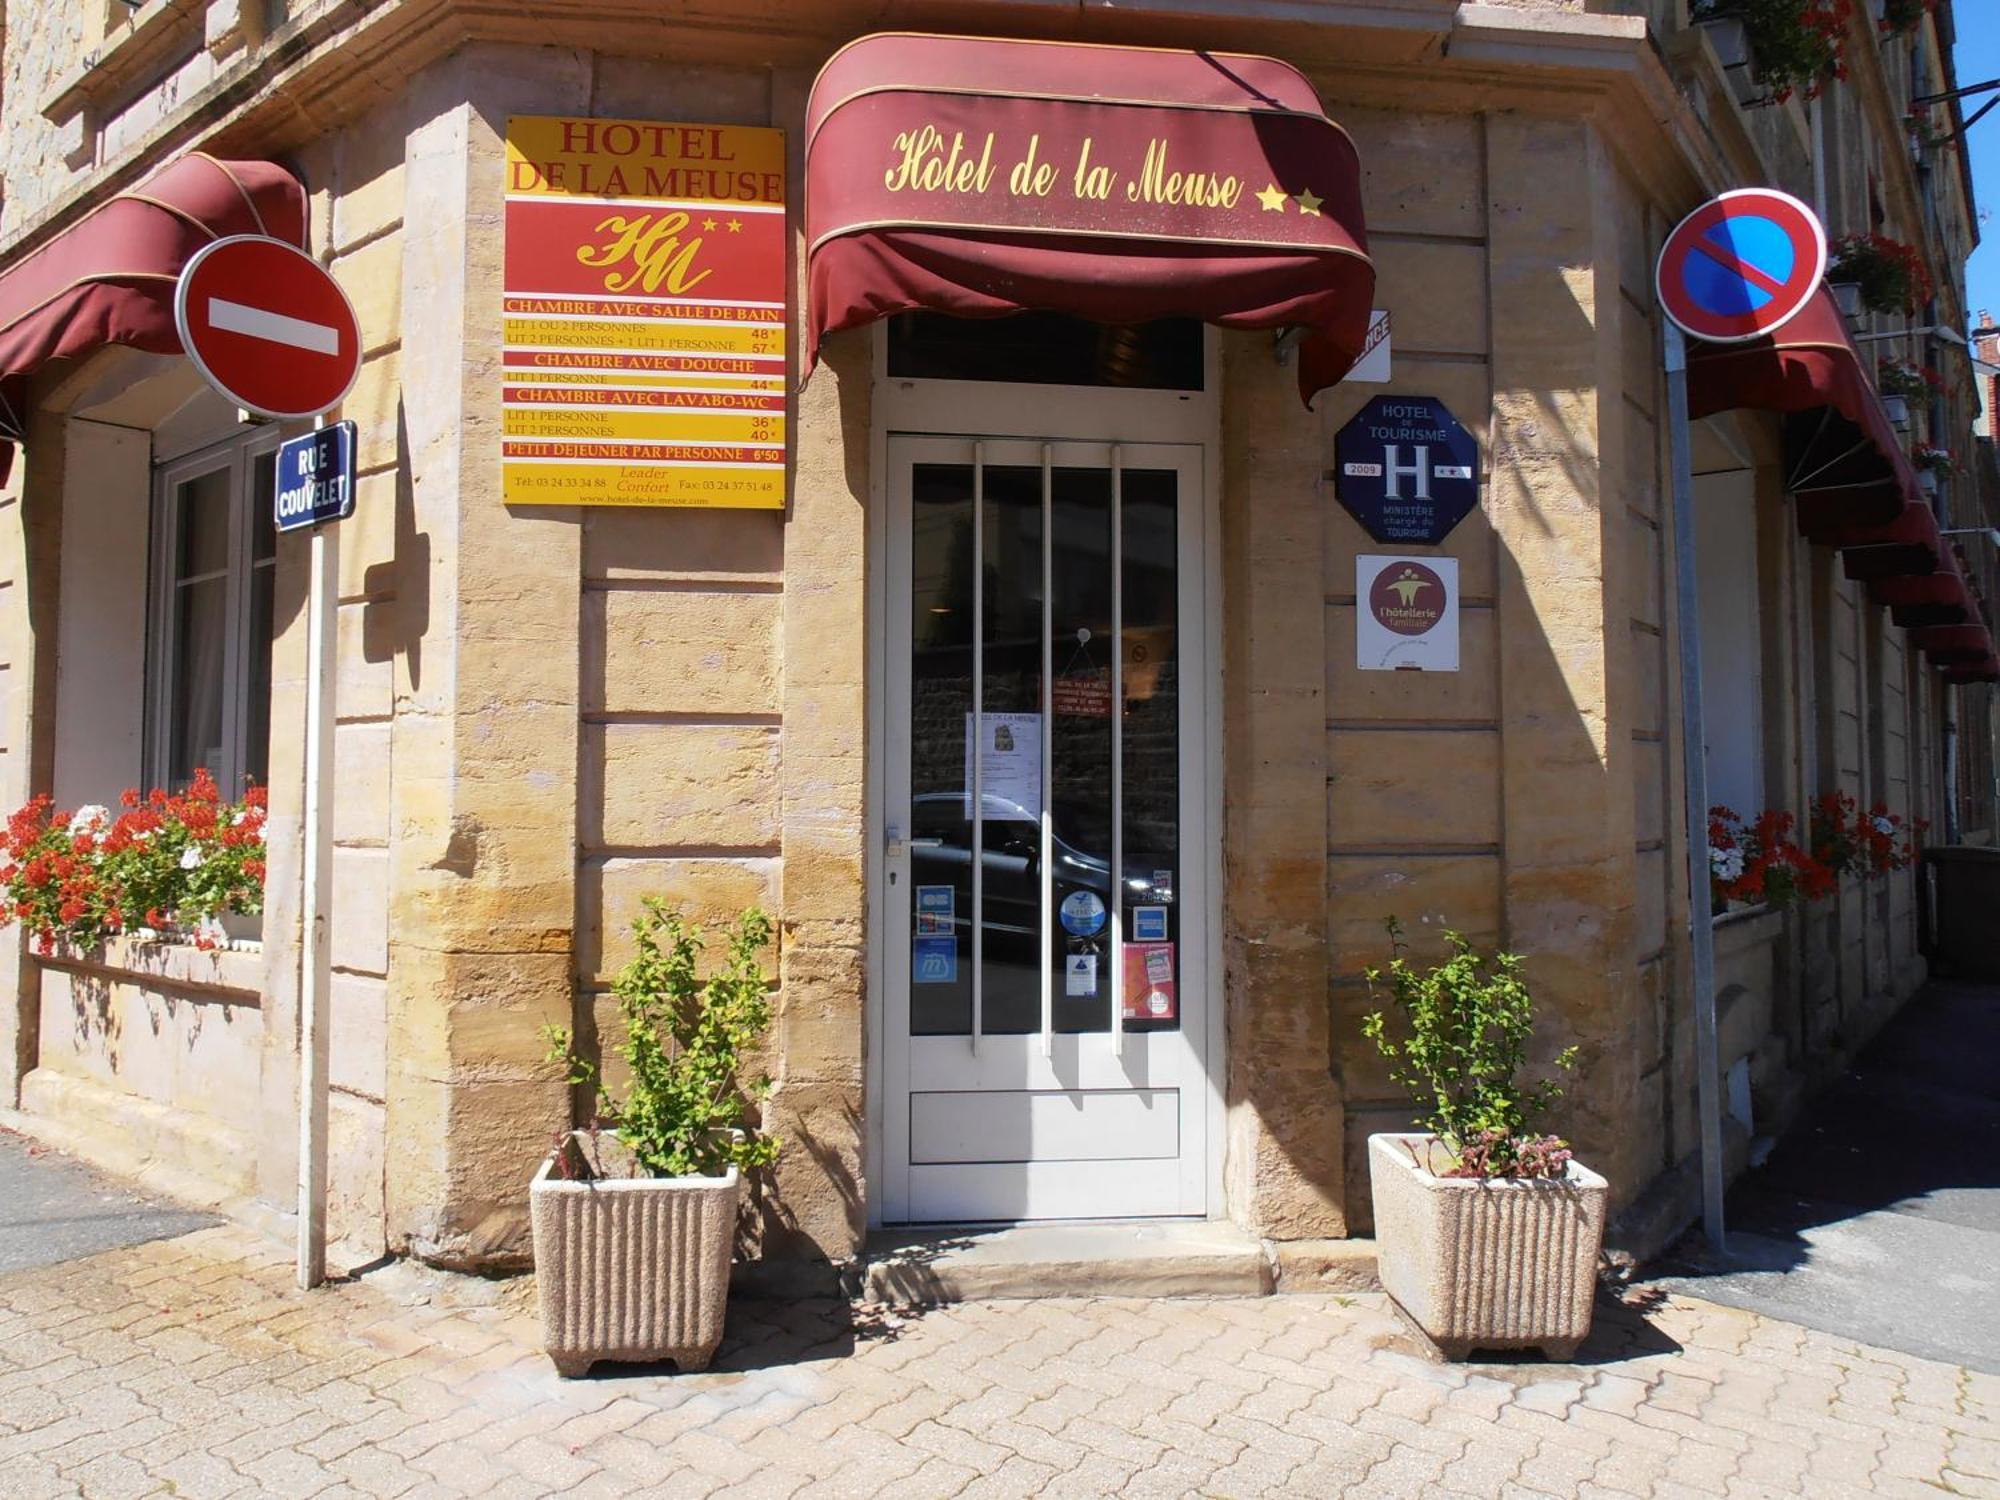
[1830,234,1934,316]
[1708,805,1836,913]
[1691,0,1853,103]
[1810,792,1926,879]
[1880,0,1934,37]
[1877,357,1941,401]
[1912,444,1955,477]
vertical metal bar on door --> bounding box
[298,414,336,1290]
[1040,445,1054,1057]
[1110,447,1125,1053]
[1664,323,1726,1251]
[971,443,985,1056]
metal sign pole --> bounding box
[1664,322,1727,1252]
[297,417,339,1290]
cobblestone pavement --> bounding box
[2,1224,1997,1499]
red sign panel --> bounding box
[1655,189,1826,345]
[173,236,361,419]
[502,116,789,509]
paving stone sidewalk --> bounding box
[1,1223,1996,1499]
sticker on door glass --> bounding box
[1121,943,1177,1022]
[1059,889,1107,937]
[915,885,954,935]
[1131,905,1169,942]
[912,936,957,985]
[963,711,1042,820]
[1065,953,1098,997]
[1150,869,1175,902]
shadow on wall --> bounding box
[66,972,119,1067]
[362,402,430,693]
[1327,364,1656,1233]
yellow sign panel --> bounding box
[502,116,789,509]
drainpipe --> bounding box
[1811,97,1828,223]
[1943,700,1961,844]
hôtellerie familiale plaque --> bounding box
[503,116,788,508]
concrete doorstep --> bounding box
[858,1220,1380,1305]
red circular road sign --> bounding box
[1654,188,1827,345]
[173,236,361,419]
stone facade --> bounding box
[0,0,1987,1270]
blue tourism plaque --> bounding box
[1333,396,1479,546]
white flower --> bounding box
[1872,815,1895,837]
[231,809,251,826]
[66,805,109,836]
[179,846,203,871]
[1709,845,1744,883]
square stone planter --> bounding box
[530,1132,740,1377]
[1368,1133,1608,1362]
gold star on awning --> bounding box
[1256,183,1289,212]
[1295,188,1323,217]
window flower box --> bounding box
[1830,234,1934,316]
[1690,0,1851,104]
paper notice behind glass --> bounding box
[963,712,1042,820]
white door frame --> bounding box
[864,324,1226,1227]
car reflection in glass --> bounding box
[909,792,1152,956]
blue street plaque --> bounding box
[1333,396,1479,546]
[273,420,357,533]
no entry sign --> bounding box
[174,236,361,419]
[1655,189,1826,345]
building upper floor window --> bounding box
[148,428,277,796]
[1694,454,1765,822]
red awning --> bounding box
[0,153,307,475]
[1866,548,1973,628]
[1688,287,1917,532]
[1686,285,1997,681]
[804,33,1374,404]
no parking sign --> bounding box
[1654,188,1826,344]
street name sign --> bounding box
[275,422,357,533]
[1334,395,1479,546]
[1654,188,1826,345]
[174,236,362,419]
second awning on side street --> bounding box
[1687,286,1997,682]
[802,32,1375,404]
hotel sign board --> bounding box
[502,116,788,508]
[1335,396,1479,546]
[1356,555,1459,672]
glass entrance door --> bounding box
[883,437,1209,1223]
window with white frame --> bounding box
[1694,463,1764,820]
[147,428,278,796]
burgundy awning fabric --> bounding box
[1826,499,1944,579]
[1912,623,1993,665]
[0,154,307,479]
[1686,285,1997,681]
[1687,288,1916,532]
[1867,545,1975,629]
[804,33,1374,404]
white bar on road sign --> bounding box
[208,297,341,355]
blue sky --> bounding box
[1956,11,2000,323]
